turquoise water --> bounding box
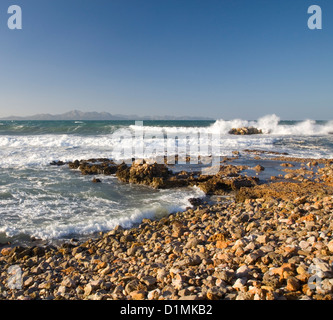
[0,120,213,135]
[0,119,331,135]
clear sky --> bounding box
[0,0,332,120]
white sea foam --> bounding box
[124,115,333,159]
[0,115,332,168]
[129,114,333,136]
[0,134,116,167]
[0,183,205,240]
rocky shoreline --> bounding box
[0,156,333,300]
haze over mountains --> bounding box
[1,110,213,121]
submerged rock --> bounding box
[188,198,204,206]
[254,165,265,172]
[50,160,66,166]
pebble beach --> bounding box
[1,155,333,301]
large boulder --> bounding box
[116,161,172,189]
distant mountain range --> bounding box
[0,110,213,121]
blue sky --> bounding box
[0,0,332,119]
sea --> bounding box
[0,114,332,245]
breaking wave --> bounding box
[211,114,333,135]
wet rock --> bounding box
[188,198,204,206]
[50,160,66,166]
[68,160,80,169]
[236,181,333,203]
[281,163,295,167]
[285,173,296,180]
[116,161,171,189]
[254,165,265,172]
[229,127,263,135]
[78,159,118,176]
